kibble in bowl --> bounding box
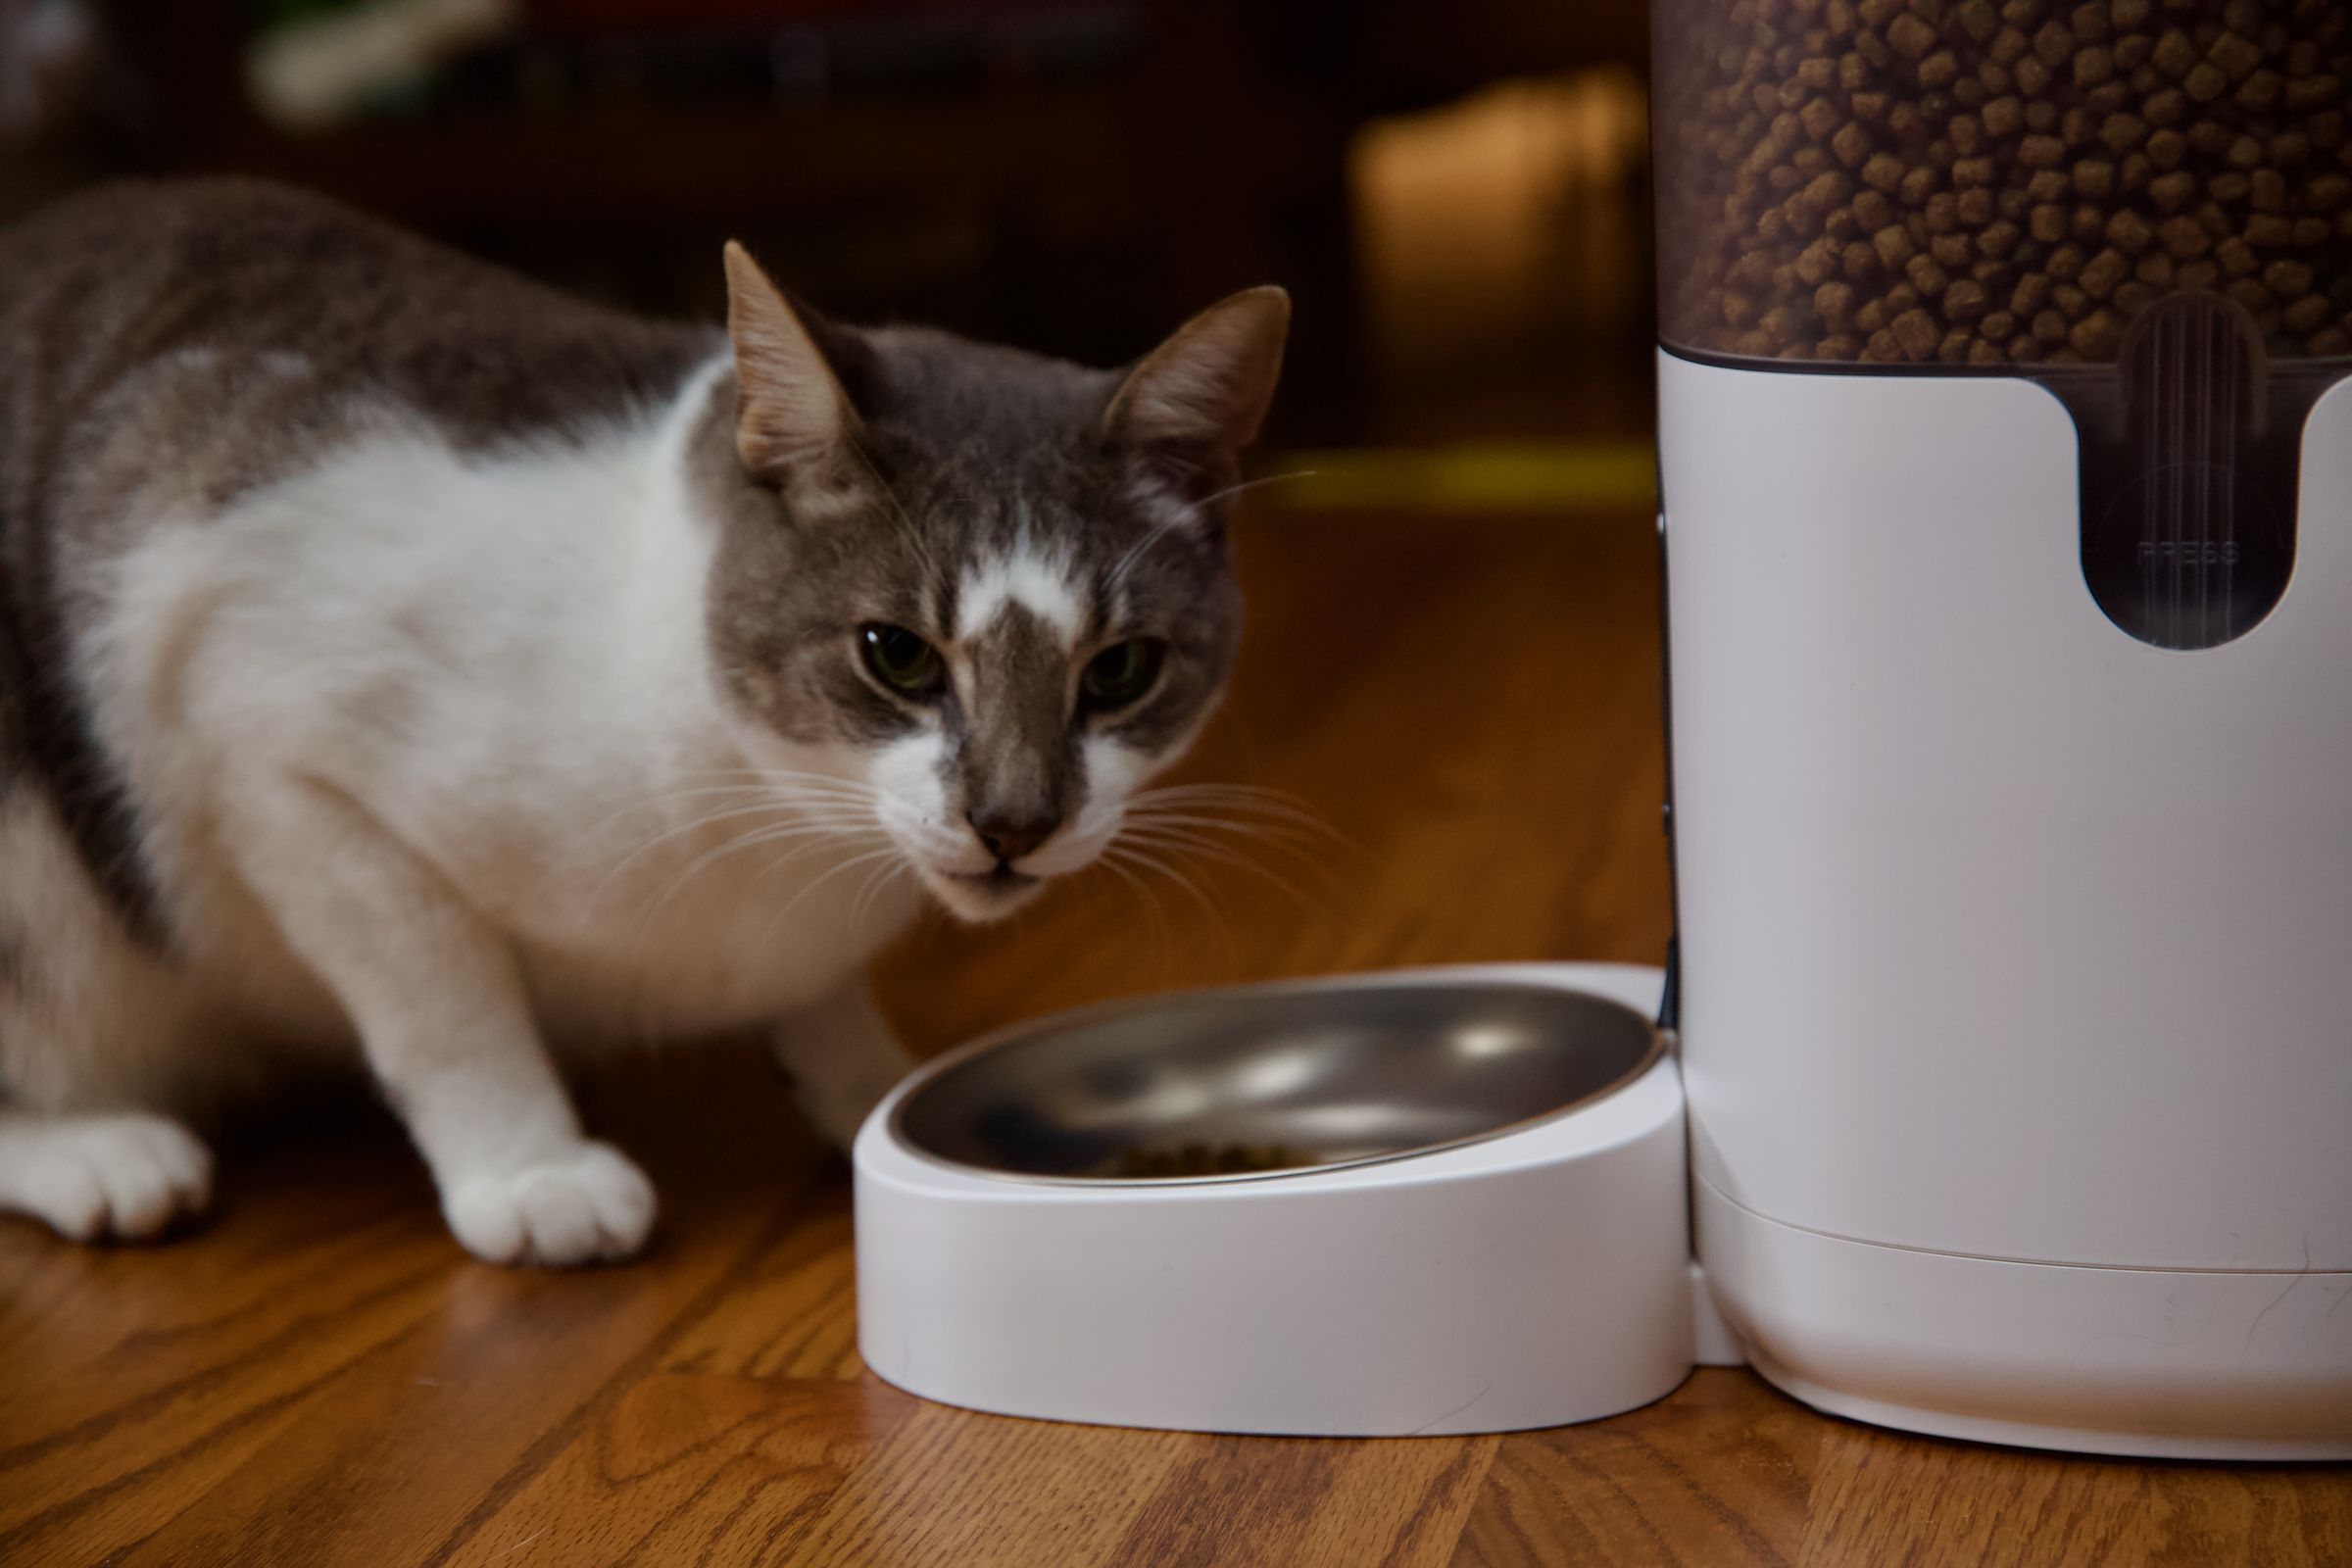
[1653,0,2352,367]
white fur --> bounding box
[956,541,1083,645]
[0,348,1203,1265]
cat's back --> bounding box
[0,178,714,510]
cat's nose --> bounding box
[967,811,1059,864]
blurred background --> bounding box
[0,0,1656,460]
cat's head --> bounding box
[697,243,1288,922]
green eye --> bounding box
[860,624,944,695]
[1081,638,1166,710]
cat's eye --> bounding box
[1081,638,1166,710]
[860,624,945,696]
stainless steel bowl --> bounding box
[890,976,1664,1185]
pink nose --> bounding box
[967,812,1057,864]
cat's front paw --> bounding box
[442,1142,656,1266]
[1,1111,214,1243]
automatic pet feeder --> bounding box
[856,0,2352,1457]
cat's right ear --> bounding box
[722,241,858,482]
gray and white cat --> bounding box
[0,179,1285,1264]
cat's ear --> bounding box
[1103,286,1290,499]
[722,241,859,481]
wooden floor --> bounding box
[2,506,2344,1566]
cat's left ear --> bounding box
[723,241,859,482]
[1103,286,1291,501]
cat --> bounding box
[0,178,1286,1265]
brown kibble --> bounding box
[2069,309,2121,357]
[1918,51,1960,88]
[2104,209,2154,253]
[2015,55,2052,95]
[1833,122,1876,169]
[2026,170,2071,202]
[2073,160,2116,199]
[2245,214,2293,249]
[1937,329,1973,363]
[2046,243,2087,282]
[2052,282,2089,318]
[2019,135,2065,170]
[1981,309,2018,339]
[1816,279,1860,322]
[2135,254,2175,288]
[1958,0,2000,39]
[2031,203,2069,241]
[2151,29,2196,79]
[1944,278,1992,320]
[1891,307,1943,358]
[1952,156,2000,186]
[1887,11,1937,58]
[1975,220,2023,259]
[2177,260,2220,290]
[2263,260,2315,300]
[2143,128,2186,170]
[2182,62,2227,102]
[2157,215,2211,259]
[2284,295,2331,333]
[1862,153,1907,192]
[2145,171,2195,212]
[2309,326,2352,357]
[1926,191,1961,231]
[1933,233,1975,268]
[2075,47,2113,88]
[2307,175,2351,215]
[2235,69,2283,112]
[1968,337,2007,364]
[1816,333,1866,360]
[2206,30,2261,84]
[2080,247,2131,298]
[2142,87,2186,126]
[1857,298,1891,333]
[2292,218,2331,247]
[1866,328,1905,361]
[1957,188,1997,225]
[1983,95,2025,136]
[2112,281,2155,317]
[2284,74,2343,114]
[1796,239,1841,286]
[2211,236,2267,275]
[2097,112,2144,153]
[1876,224,1920,266]
[2011,273,2052,314]
[1909,255,1953,295]
[1899,166,1941,205]
[2034,309,2070,342]
[1844,240,1884,281]
[2072,205,2108,243]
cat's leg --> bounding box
[0,796,216,1243]
[232,780,654,1265]
[771,980,919,1149]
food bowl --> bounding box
[890,977,1664,1185]
[855,963,1731,1437]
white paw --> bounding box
[4,1112,214,1243]
[442,1142,656,1266]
